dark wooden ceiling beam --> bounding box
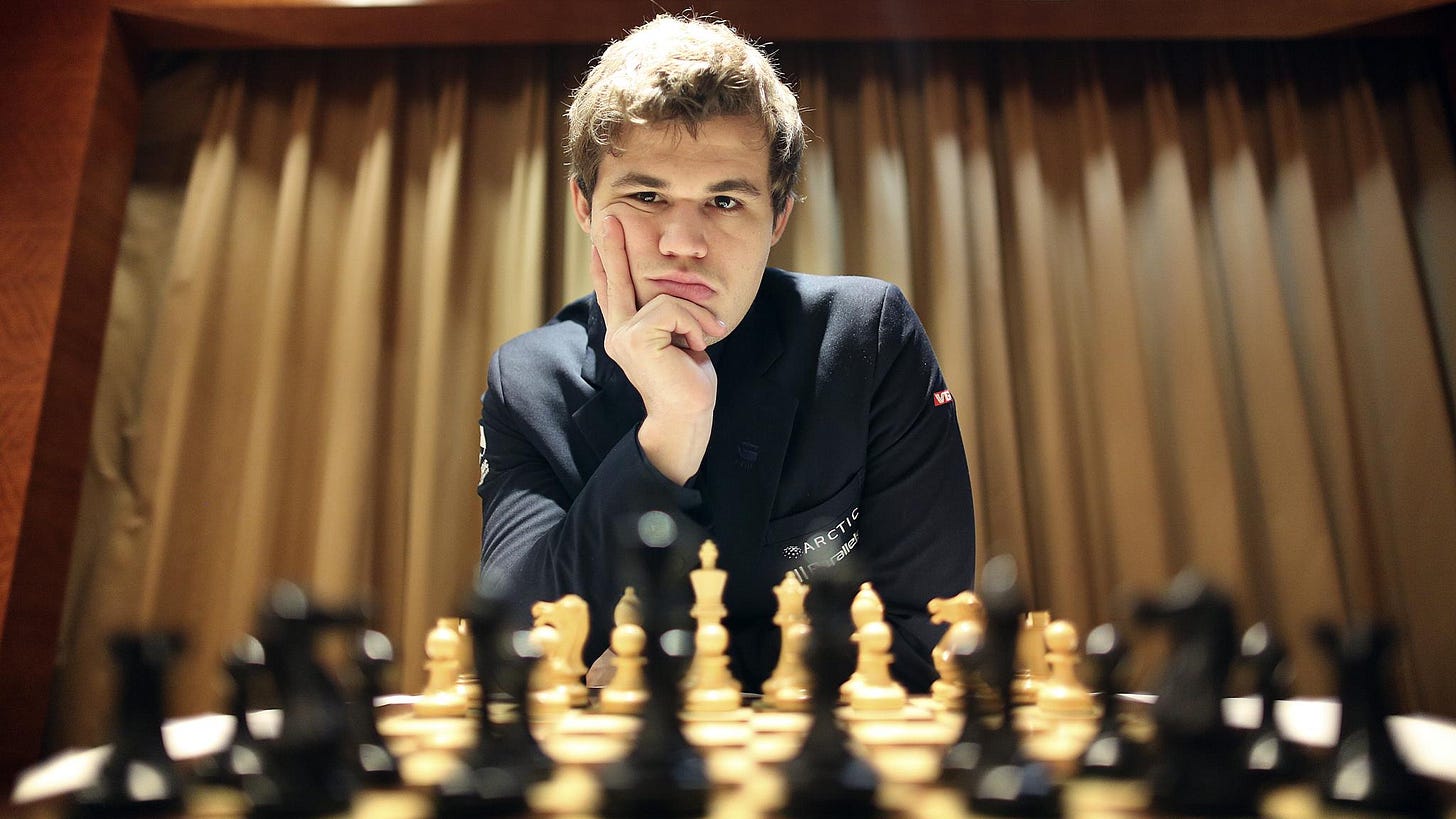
[111,0,1456,49]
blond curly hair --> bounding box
[566,14,804,215]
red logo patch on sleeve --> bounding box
[933,389,954,407]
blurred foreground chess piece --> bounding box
[928,591,984,709]
[600,587,647,715]
[763,571,811,709]
[1077,623,1144,778]
[955,554,1061,816]
[1314,619,1437,816]
[350,629,401,787]
[435,591,552,817]
[1135,569,1255,815]
[1036,620,1094,720]
[242,582,366,816]
[415,617,468,718]
[196,635,265,786]
[783,561,882,817]
[70,632,186,818]
[598,510,710,817]
[454,618,482,713]
[1240,622,1304,785]
[938,621,988,791]
[1012,610,1051,706]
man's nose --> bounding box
[657,206,709,259]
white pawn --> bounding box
[849,620,907,712]
[415,617,468,717]
[601,587,647,715]
[685,622,742,712]
[1037,619,1095,718]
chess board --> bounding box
[127,694,1437,819]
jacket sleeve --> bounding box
[862,283,977,691]
[476,347,700,658]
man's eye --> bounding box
[632,192,660,204]
[711,196,741,210]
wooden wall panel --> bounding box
[0,2,141,790]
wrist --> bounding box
[638,411,713,485]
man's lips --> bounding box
[645,276,716,304]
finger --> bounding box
[590,245,609,318]
[636,294,725,351]
[596,215,638,328]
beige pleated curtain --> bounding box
[52,40,1456,749]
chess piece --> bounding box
[415,617,468,717]
[242,582,365,816]
[454,618,482,713]
[197,635,266,786]
[601,587,648,715]
[531,594,590,707]
[684,540,742,709]
[598,510,709,818]
[350,629,401,786]
[526,620,572,717]
[1078,623,1144,778]
[435,591,551,817]
[1012,610,1052,706]
[763,572,810,701]
[783,561,881,818]
[1135,569,1256,816]
[771,619,813,712]
[938,623,988,791]
[1036,620,1094,719]
[841,582,899,704]
[685,620,743,711]
[70,632,186,817]
[1314,619,1436,815]
[928,591,984,708]
[1240,622,1304,784]
[849,619,907,712]
[951,555,1061,816]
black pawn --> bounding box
[197,635,267,786]
[1240,623,1303,785]
[435,592,540,817]
[1134,569,1255,816]
[350,629,401,787]
[598,510,710,818]
[783,560,882,819]
[70,632,186,818]
[938,624,988,791]
[1078,623,1144,778]
[961,554,1060,817]
[1314,620,1437,816]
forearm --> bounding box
[479,426,702,659]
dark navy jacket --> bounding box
[477,268,975,691]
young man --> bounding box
[477,15,974,691]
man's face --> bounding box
[572,115,793,341]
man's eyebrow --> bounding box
[707,178,763,197]
[606,172,763,198]
[607,172,669,190]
